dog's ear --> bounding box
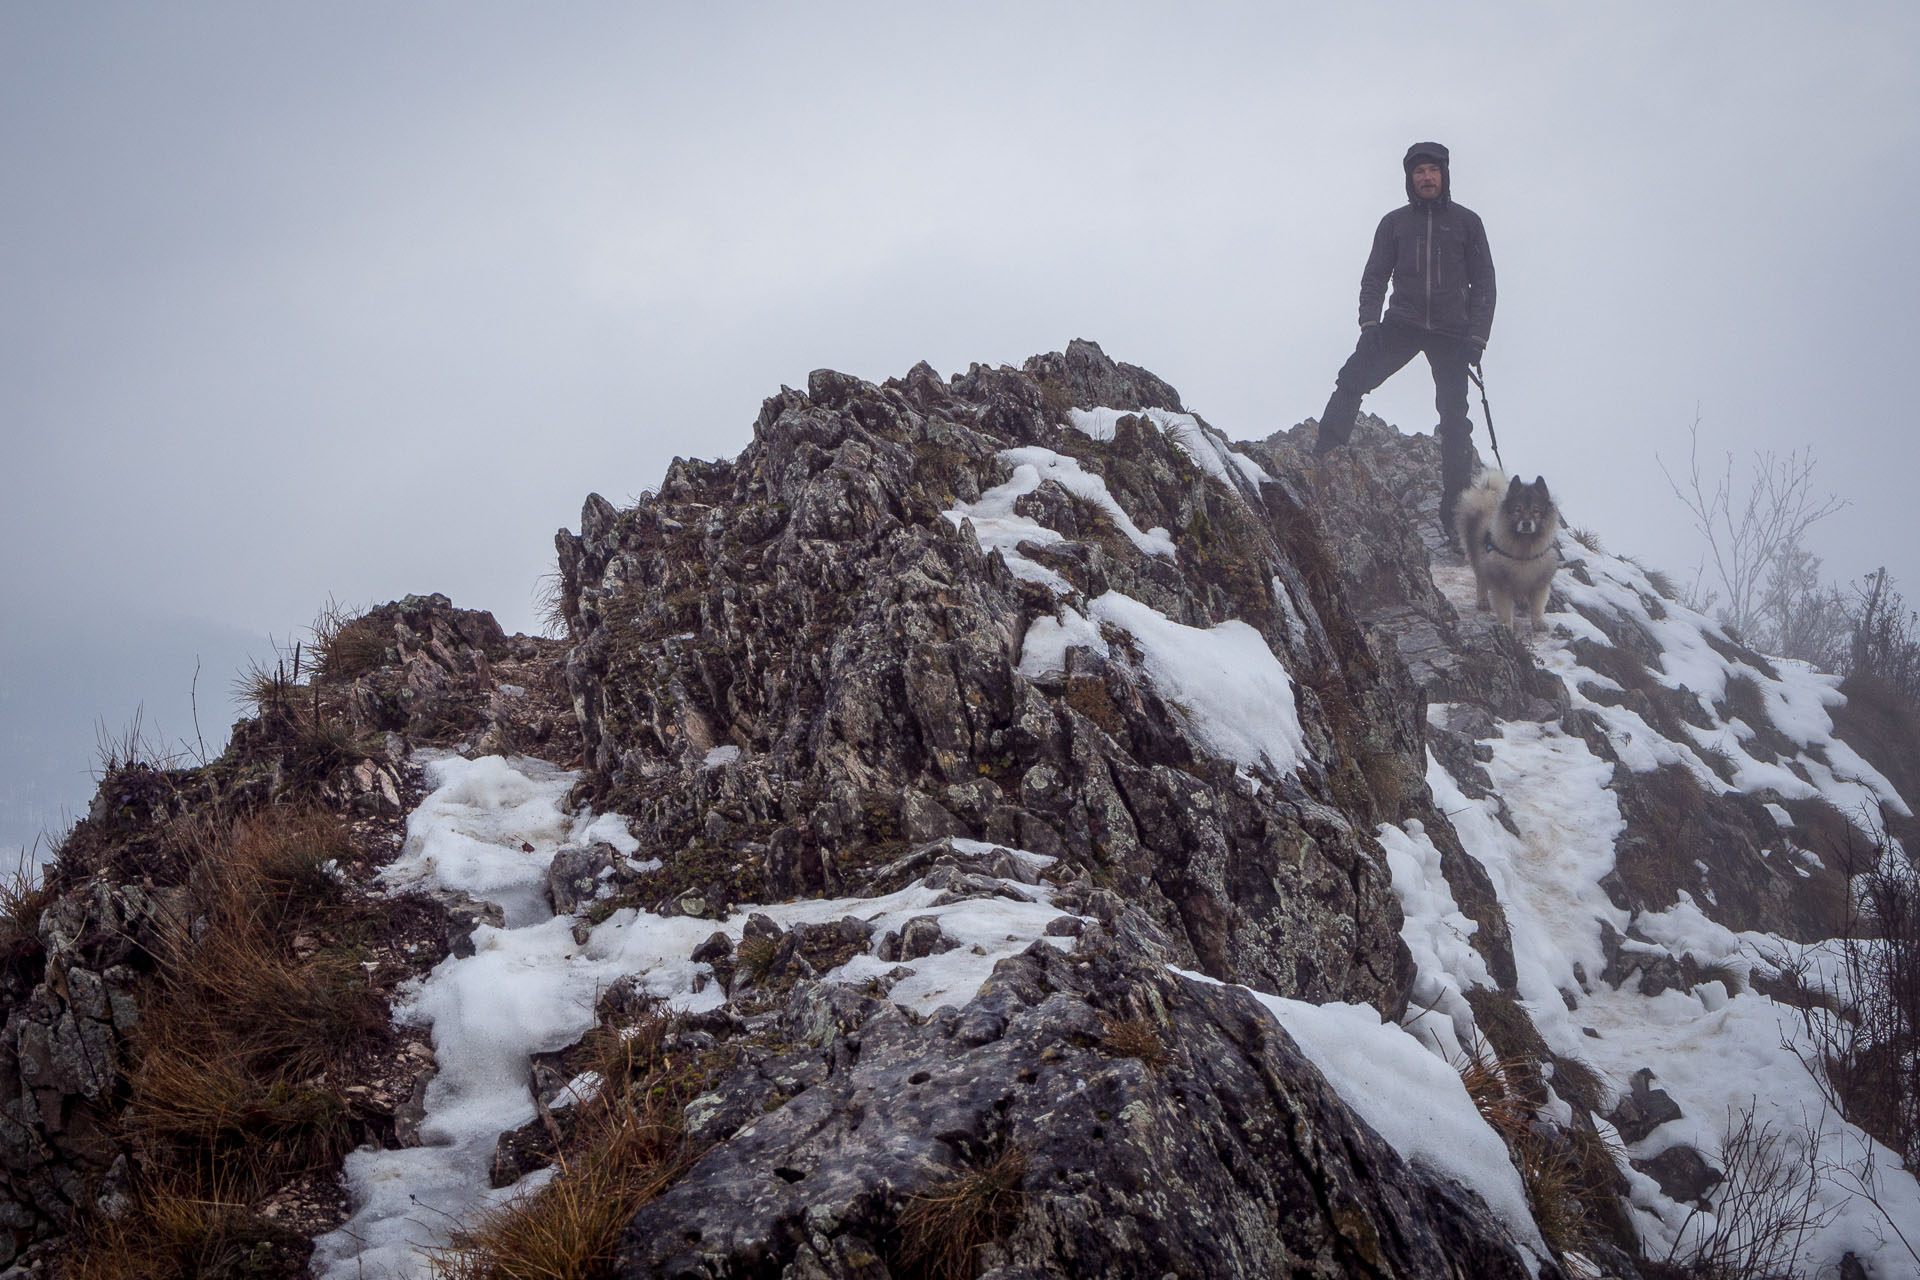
[1532,476,1550,498]
[1507,475,1525,494]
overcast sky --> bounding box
[4,2,1917,851]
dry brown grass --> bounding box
[60,806,389,1279]
[893,1146,1028,1280]
[1097,1014,1169,1068]
[733,934,779,987]
[430,1012,721,1279]
[60,1167,307,1280]
[312,599,390,682]
[0,853,55,983]
[1459,1047,1623,1258]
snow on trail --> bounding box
[313,754,1078,1279]
[1406,536,1920,1277]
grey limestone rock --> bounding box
[555,342,1446,1012]
[614,939,1535,1280]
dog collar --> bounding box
[1482,533,1556,563]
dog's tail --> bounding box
[1465,467,1508,499]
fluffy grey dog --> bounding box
[1455,471,1560,638]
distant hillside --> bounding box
[0,606,263,858]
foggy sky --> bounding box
[5,2,1917,852]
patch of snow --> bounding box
[950,837,1057,872]
[1088,591,1305,775]
[315,754,1081,1279]
[1017,604,1108,677]
[946,446,1174,563]
[1173,968,1547,1265]
[1377,812,1492,1062]
[1066,405,1272,496]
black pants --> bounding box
[1316,320,1477,525]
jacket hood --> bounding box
[1404,141,1451,206]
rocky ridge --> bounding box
[0,341,1912,1278]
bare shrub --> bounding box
[1846,569,1920,703]
[1774,833,1920,1168]
[1659,417,1846,663]
[1762,826,1920,1271]
[533,570,571,639]
[1665,1103,1834,1280]
[1834,862,1920,1164]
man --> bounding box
[1314,141,1496,545]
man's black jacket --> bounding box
[1357,199,1495,347]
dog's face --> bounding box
[1502,475,1554,537]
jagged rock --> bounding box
[555,343,1441,1011]
[896,915,957,961]
[490,1120,556,1189]
[1260,415,1566,724]
[424,888,506,959]
[614,941,1534,1279]
[337,593,578,758]
[1608,1068,1683,1145]
[1609,762,1849,941]
[1633,1143,1722,1208]
[20,341,1919,1275]
[546,841,643,915]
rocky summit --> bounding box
[2,340,1916,1279]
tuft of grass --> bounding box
[1097,1014,1169,1068]
[1063,677,1127,740]
[312,598,389,682]
[733,934,780,987]
[230,644,306,716]
[893,1146,1028,1280]
[0,852,54,984]
[1567,526,1605,554]
[1644,566,1680,601]
[63,1167,309,1280]
[93,706,183,776]
[229,644,370,793]
[1459,1047,1622,1258]
[63,806,390,1278]
[431,1011,724,1279]
[1547,1054,1608,1117]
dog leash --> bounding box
[1467,363,1506,473]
